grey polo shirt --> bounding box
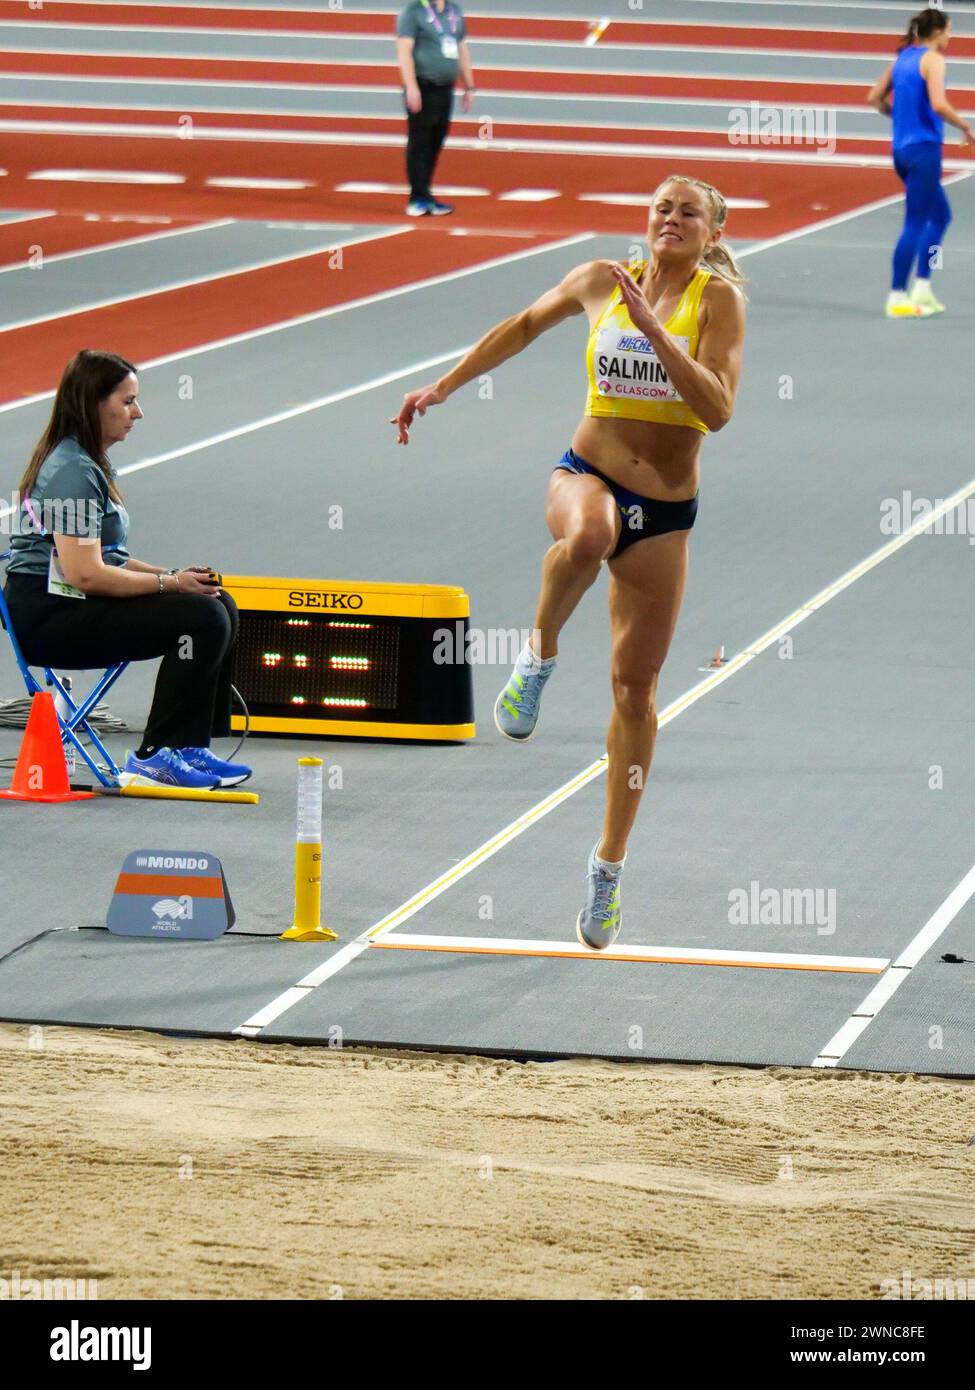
[7,436,130,576]
[397,0,466,86]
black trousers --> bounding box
[3,573,238,751]
[405,80,454,202]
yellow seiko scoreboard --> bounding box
[222,576,475,741]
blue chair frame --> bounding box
[0,563,128,789]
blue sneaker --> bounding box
[179,747,253,787]
[428,200,454,216]
[576,844,625,950]
[120,747,220,790]
[406,199,432,217]
[494,645,555,741]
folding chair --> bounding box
[0,553,129,788]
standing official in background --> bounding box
[397,0,475,217]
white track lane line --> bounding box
[7,72,974,104]
[17,0,966,17]
[0,101,919,141]
[0,231,594,420]
[234,471,975,1036]
[371,936,890,972]
[812,862,975,1068]
[0,216,234,275]
[0,224,408,335]
[7,35,975,68]
[0,351,467,525]
[0,210,57,227]
[0,16,954,46]
[6,119,970,170]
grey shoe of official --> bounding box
[576,845,625,950]
[493,653,555,741]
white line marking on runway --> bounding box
[1,13,945,47]
[370,935,889,972]
[111,348,470,480]
[6,117,971,172]
[335,180,490,196]
[812,860,975,1067]
[11,38,972,67]
[0,216,235,275]
[9,0,953,19]
[27,167,185,184]
[0,99,914,143]
[0,230,592,419]
[206,176,311,189]
[0,209,57,227]
[498,188,561,202]
[7,66,974,96]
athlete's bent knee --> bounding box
[564,520,615,568]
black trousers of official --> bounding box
[405,79,455,203]
[3,574,238,753]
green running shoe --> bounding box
[576,844,625,950]
[909,280,945,315]
[493,648,555,741]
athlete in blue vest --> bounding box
[868,8,974,317]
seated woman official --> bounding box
[3,349,252,789]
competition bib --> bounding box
[593,325,688,404]
[440,35,459,58]
[48,550,85,600]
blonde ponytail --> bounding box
[701,241,747,293]
[656,173,748,297]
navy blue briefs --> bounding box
[553,448,699,557]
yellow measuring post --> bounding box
[280,756,337,942]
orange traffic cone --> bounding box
[0,692,95,802]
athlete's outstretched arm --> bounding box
[391,262,595,444]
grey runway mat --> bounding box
[839,914,975,1076]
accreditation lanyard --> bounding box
[419,0,459,36]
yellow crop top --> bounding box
[585,262,712,434]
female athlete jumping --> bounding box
[393,175,746,948]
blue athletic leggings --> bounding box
[892,141,951,290]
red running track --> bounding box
[0,127,903,238]
[0,209,211,267]
[0,226,561,404]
